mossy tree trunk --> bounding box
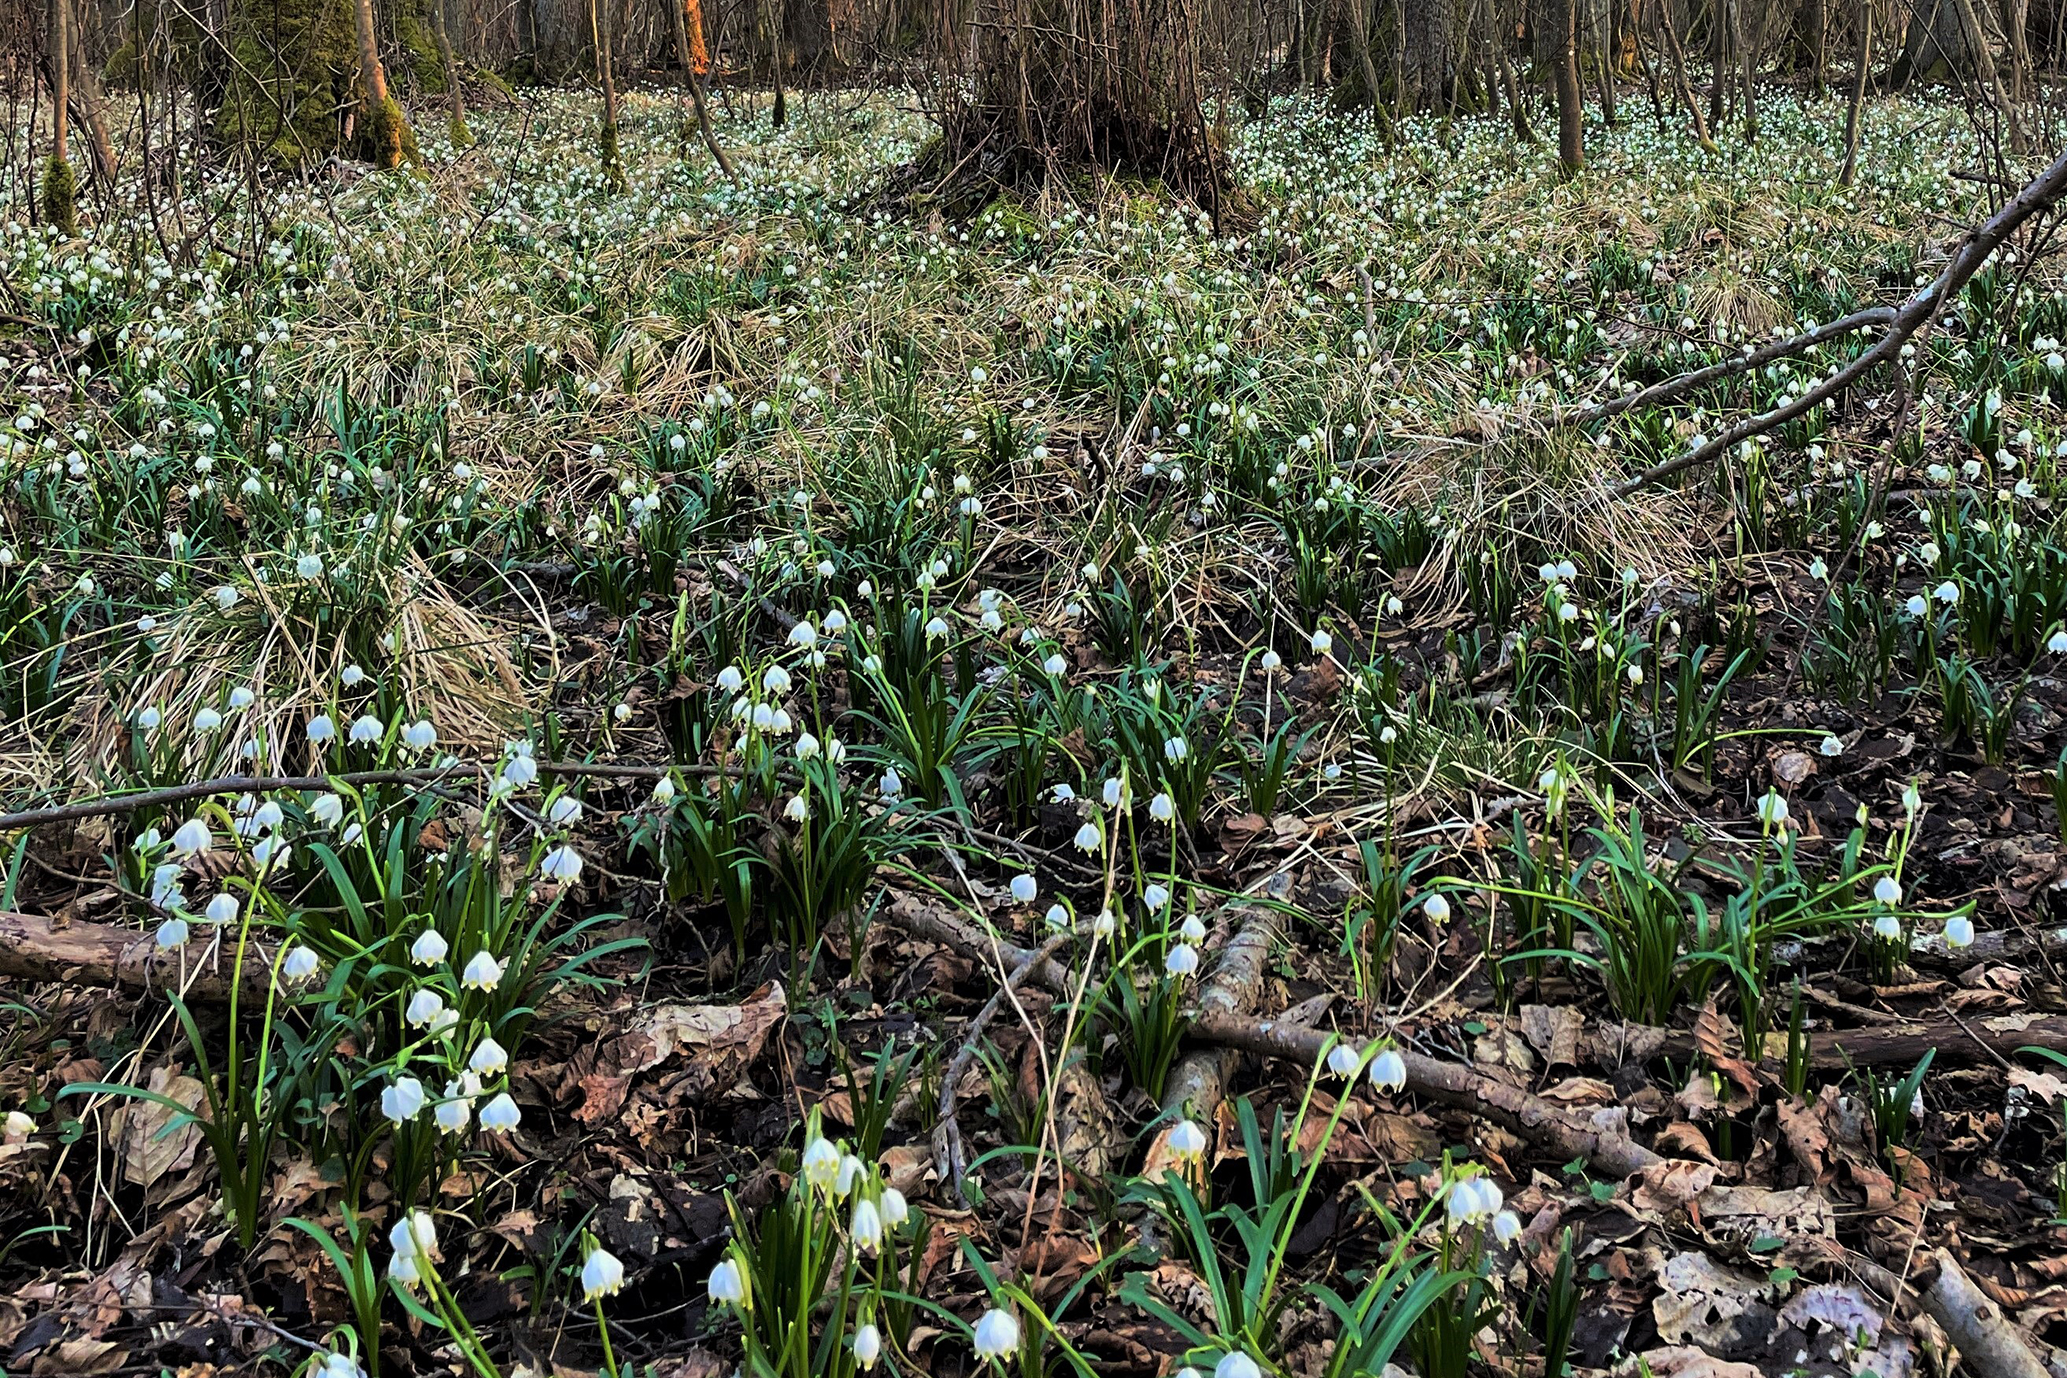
[354,0,408,166]
[40,0,79,236]
[429,0,471,144]
[220,0,415,164]
[591,0,627,188]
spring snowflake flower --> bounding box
[879,769,903,801]
[802,1136,841,1191]
[1166,1118,1207,1161]
[974,1308,1020,1359]
[1327,1043,1363,1077]
[708,1257,749,1308]
[306,715,336,744]
[212,585,238,610]
[1093,909,1116,938]
[1905,595,1927,617]
[411,929,448,965]
[193,707,222,732]
[851,1197,884,1252]
[1423,893,1451,922]
[853,1322,882,1369]
[297,554,324,579]
[403,721,437,751]
[282,946,320,981]
[1043,653,1067,676]
[1369,1049,1407,1092]
[547,795,584,826]
[136,706,162,730]
[1820,735,1844,757]
[1756,792,1790,827]
[312,792,344,826]
[788,621,818,648]
[1310,629,1332,655]
[2053,629,2067,654]
[763,665,793,695]
[1214,1354,1262,1378]
[1164,736,1189,763]
[1873,914,1903,941]
[1873,876,1902,906]
[1933,581,1960,605]
[540,845,584,882]
[879,1187,909,1227]
[1166,944,1199,977]
[469,1037,509,1078]
[716,665,744,693]
[1945,916,1976,949]
[1102,777,1127,808]
[479,1093,521,1132]
[382,1078,427,1123]
[1143,883,1171,912]
[784,794,810,823]
[1010,874,1037,903]
[435,1089,471,1134]
[582,1245,625,1300]
[349,715,384,744]
[1259,649,1281,673]
[172,817,212,855]
[406,989,446,1027]
[652,776,677,805]
[462,952,504,991]
[155,917,190,950]
[1180,914,1206,943]
[1491,1211,1523,1245]
[503,753,538,789]
[205,892,238,925]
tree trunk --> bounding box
[1733,0,1758,140]
[665,0,739,181]
[1709,0,1730,130]
[591,0,627,188]
[1659,0,1716,148]
[354,0,406,167]
[1551,0,1585,169]
[430,0,470,145]
[40,0,78,236]
[1839,0,1869,185]
[1497,0,1533,139]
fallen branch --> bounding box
[933,930,1071,1206]
[0,760,710,833]
[1145,906,1279,1168]
[1854,1250,2051,1378]
[1602,144,2067,496]
[1191,1008,1664,1178]
[0,909,275,1003]
[1571,1013,2067,1071]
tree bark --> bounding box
[1551,0,1585,170]
[41,0,78,235]
[430,0,470,145]
[0,910,278,1004]
[1733,0,1759,140]
[664,0,739,182]
[592,0,627,188]
[1659,0,1716,149]
[353,0,406,168]
[1839,0,1868,186]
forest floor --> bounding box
[0,80,2058,1378]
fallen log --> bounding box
[1571,1013,2067,1070]
[1190,1008,1664,1178]
[1854,1251,2051,1378]
[1143,906,1279,1173]
[0,910,275,1003]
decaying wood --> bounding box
[0,910,276,1003]
[1190,1008,1664,1177]
[1155,906,1279,1126]
[1854,1250,2051,1378]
